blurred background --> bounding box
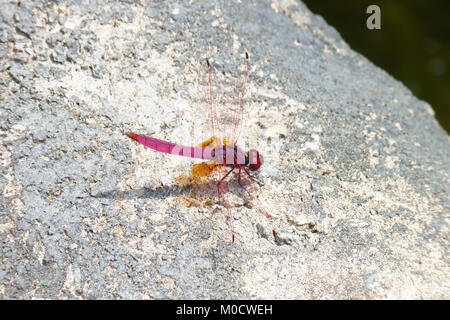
[302,0,450,133]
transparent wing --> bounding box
[188,52,251,242]
[205,52,249,146]
[230,52,249,144]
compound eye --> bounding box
[248,149,262,171]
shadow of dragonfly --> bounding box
[90,184,190,200]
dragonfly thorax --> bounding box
[213,145,263,171]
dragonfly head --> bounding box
[247,149,263,171]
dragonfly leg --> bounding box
[243,167,265,186]
[238,167,243,187]
[242,167,255,187]
[216,167,235,242]
[241,166,276,239]
[237,166,251,196]
[216,167,235,201]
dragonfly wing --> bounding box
[192,161,221,177]
[196,136,221,149]
[218,52,249,145]
[202,52,249,146]
[190,53,250,241]
[230,52,249,144]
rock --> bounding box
[65,40,80,63]
[13,4,35,39]
[46,33,63,48]
[50,46,66,64]
[89,64,104,79]
[0,0,448,299]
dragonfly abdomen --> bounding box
[126,133,215,160]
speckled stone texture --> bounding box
[0,0,448,299]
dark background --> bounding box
[302,0,450,133]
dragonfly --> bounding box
[126,52,275,242]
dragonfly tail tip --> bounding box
[126,132,139,141]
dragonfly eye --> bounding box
[248,149,263,171]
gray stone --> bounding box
[46,33,63,48]
[50,46,66,64]
[0,0,448,299]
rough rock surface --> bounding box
[0,0,449,299]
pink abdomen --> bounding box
[126,133,215,160]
